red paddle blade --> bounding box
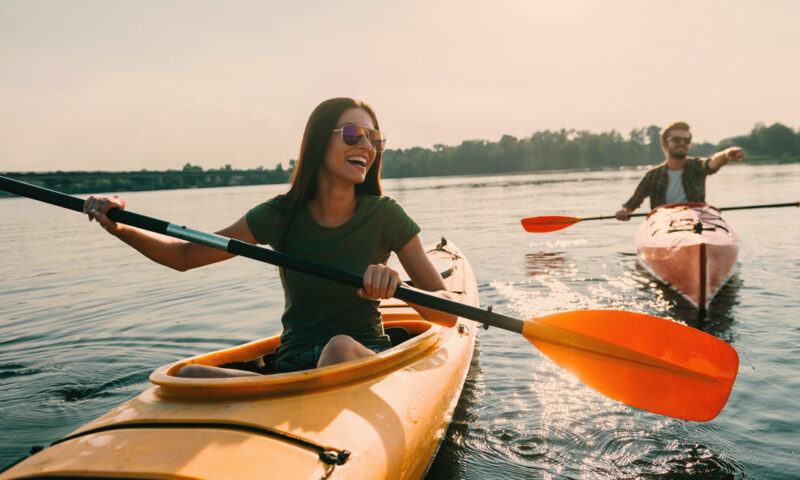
[522,310,738,421]
[521,216,580,233]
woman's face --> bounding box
[320,107,378,186]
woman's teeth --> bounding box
[347,156,367,167]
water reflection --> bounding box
[430,327,747,479]
[525,251,567,276]
[388,173,610,194]
[425,339,484,479]
[685,275,741,344]
[632,263,741,342]
[453,246,747,479]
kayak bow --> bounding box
[635,203,739,310]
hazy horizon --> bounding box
[2,1,798,173]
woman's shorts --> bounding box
[274,341,392,373]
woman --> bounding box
[83,97,456,377]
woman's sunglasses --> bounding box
[332,124,387,152]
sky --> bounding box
[1,0,799,173]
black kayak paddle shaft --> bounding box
[582,201,799,222]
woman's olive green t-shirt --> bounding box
[245,194,420,363]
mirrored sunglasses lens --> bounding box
[341,125,364,146]
[370,130,386,151]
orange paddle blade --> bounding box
[522,310,738,421]
[521,216,581,233]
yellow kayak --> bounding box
[1,239,478,480]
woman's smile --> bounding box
[346,154,369,168]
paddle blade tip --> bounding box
[521,310,739,421]
[520,216,579,233]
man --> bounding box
[615,121,745,220]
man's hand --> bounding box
[722,147,745,163]
[710,147,745,170]
[615,208,632,221]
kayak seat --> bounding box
[386,327,412,346]
[218,354,276,375]
[212,323,426,375]
[215,329,414,375]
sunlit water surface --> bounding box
[1,164,798,479]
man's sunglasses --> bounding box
[668,136,692,144]
[332,124,387,152]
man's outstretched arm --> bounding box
[708,147,745,171]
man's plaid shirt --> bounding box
[623,157,718,211]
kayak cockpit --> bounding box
[149,319,448,399]
[150,240,466,399]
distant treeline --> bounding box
[2,122,797,196]
[0,164,291,197]
[381,122,799,177]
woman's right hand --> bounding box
[358,264,401,300]
[83,195,126,234]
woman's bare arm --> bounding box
[394,235,458,327]
[84,195,257,271]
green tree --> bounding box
[646,126,663,164]
[755,123,798,157]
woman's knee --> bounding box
[319,335,372,366]
[324,334,360,353]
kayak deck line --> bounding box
[395,241,457,285]
[49,420,351,468]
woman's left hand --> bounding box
[358,264,401,299]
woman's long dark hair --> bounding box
[278,97,383,250]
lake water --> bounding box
[1,164,798,479]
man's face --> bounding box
[663,129,692,160]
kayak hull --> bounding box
[1,239,478,480]
[635,203,739,309]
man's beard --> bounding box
[671,151,688,160]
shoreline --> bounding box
[1,159,797,198]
